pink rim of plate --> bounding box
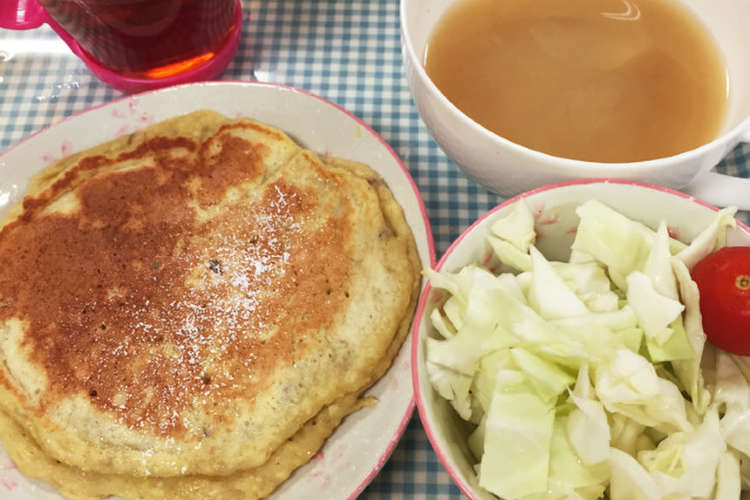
[38,0,242,94]
[410,178,750,500]
[0,80,437,499]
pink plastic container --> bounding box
[0,0,242,94]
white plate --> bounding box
[0,81,436,500]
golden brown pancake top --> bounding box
[0,122,354,437]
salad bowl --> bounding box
[412,179,750,500]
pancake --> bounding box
[0,111,421,498]
[0,394,369,500]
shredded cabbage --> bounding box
[625,271,684,345]
[490,235,533,272]
[528,246,589,319]
[424,199,748,499]
[479,390,555,498]
[490,198,536,252]
[714,350,750,456]
[568,364,610,465]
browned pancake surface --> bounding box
[0,111,420,480]
[1,122,347,434]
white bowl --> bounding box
[400,0,750,209]
[410,179,750,500]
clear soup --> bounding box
[424,0,729,162]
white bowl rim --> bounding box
[0,80,439,500]
[399,0,750,174]
[410,177,750,500]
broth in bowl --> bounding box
[424,0,729,162]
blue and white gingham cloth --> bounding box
[1,2,749,498]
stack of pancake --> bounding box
[0,111,420,499]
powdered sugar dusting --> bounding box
[0,124,354,440]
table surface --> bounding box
[1,1,748,499]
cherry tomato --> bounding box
[691,246,750,356]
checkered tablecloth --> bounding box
[1,1,748,499]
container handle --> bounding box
[683,171,750,211]
[0,0,48,30]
